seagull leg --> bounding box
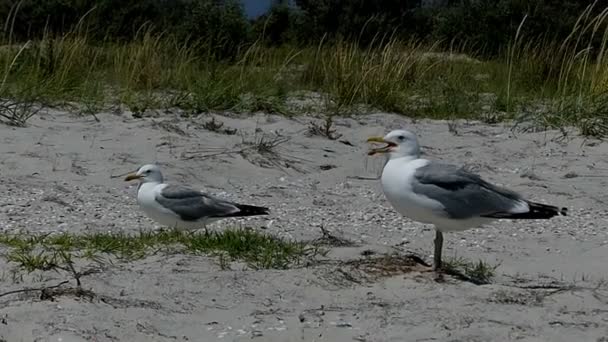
[433,230,443,271]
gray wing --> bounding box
[155,185,240,221]
[412,162,524,219]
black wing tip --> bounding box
[530,201,568,217]
[521,201,568,219]
[483,201,567,220]
[231,204,270,217]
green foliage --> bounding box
[91,0,188,41]
[0,0,250,59]
[180,0,252,59]
[254,2,307,46]
[0,0,185,41]
[0,0,603,57]
[428,0,597,56]
[294,0,430,45]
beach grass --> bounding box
[442,256,499,285]
[0,6,607,137]
[0,228,314,274]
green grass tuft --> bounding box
[0,229,312,272]
[442,257,499,285]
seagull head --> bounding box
[124,164,164,183]
[366,129,420,159]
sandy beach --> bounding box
[1,108,607,342]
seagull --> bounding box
[366,129,567,271]
[124,164,269,232]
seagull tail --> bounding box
[488,201,568,220]
[485,201,567,219]
[523,201,568,219]
[227,203,270,217]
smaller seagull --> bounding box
[366,129,567,271]
[124,164,269,232]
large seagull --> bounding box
[366,129,567,271]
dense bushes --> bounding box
[0,0,603,57]
[427,0,600,55]
[1,0,181,40]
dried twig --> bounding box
[307,116,342,140]
[347,175,381,181]
[0,280,69,298]
[0,97,43,126]
[312,225,357,247]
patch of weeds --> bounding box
[479,110,505,124]
[187,75,241,114]
[238,129,307,172]
[0,228,314,272]
[7,248,58,272]
[122,91,159,118]
[236,93,289,115]
[164,91,193,111]
[184,229,311,269]
[76,81,105,121]
[307,115,342,140]
[513,92,608,139]
[203,116,224,131]
[77,229,183,259]
[447,119,460,135]
[6,245,96,287]
[554,94,608,138]
[250,132,289,155]
[181,128,304,171]
[414,85,482,120]
[0,94,44,126]
[202,117,237,135]
[442,257,499,285]
[78,99,102,121]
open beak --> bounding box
[124,173,142,181]
[366,136,396,156]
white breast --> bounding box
[136,183,183,228]
[381,158,445,225]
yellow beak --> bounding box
[366,136,387,143]
[124,173,142,181]
[366,136,394,155]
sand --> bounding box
[1,108,607,342]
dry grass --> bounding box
[302,37,427,114]
[506,2,608,136]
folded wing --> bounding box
[155,185,268,221]
[412,163,529,219]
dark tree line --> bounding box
[0,0,602,57]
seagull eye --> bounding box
[398,135,406,141]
